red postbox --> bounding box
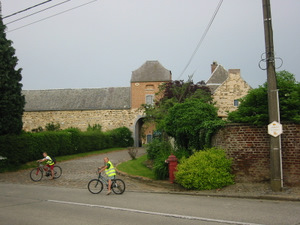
[165,154,178,183]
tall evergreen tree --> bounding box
[0,15,25,135]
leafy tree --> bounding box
[0,16,25,135]
[143,78,212,132]
[158,78,212,104]
[164,98,225,151]
[228,71,300,125]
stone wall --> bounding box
[213,69,252,118]
[23,109,143,132]
[211,123,300,186]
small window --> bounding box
[146,95,154,105]
[234,99,239,107]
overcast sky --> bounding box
[1,0,300,90]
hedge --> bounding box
[0,126,133,169]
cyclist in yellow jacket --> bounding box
[98,157,116,195]
[37,152,55,180]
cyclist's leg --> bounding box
[107,176,115,194]
[49,164,54,179]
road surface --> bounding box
[1,183,299,225]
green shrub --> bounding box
[87,124,102,132]
[45,122,61,131]
[108,127,133,147]
[146,138,172,160]
[77,131,109,152]
[175,148,234,190]
[153,149,170,179]
[146,139,173,179]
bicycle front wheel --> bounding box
[30,168,43,182]
[112,179,125,194]
[53,166,62,179]
[88,179,103,194]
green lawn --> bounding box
[117,154,155,179]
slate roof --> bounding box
[131,60,172,82]
[23,87,131,111]
[206,64,229,93]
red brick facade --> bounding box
[130,81,162,109]
[211,123,300,186]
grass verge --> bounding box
[117,154,155,179]
[0,147,124,173]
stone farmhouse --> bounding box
[22,60,251,147]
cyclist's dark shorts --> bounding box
[108,175,115,180]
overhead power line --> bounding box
[5,0,71,25]
[177,0,223,79]
[3,0,53,19]
[7,0,98,33]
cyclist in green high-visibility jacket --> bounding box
[37,152,55,180]
[98,157,116,195]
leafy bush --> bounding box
[87,124,102,132]
[175,148,234,190]
[108,127,134,147]
[153,149,171,179]
[146,138,172,160]
[146,139,173,179]
[45,122,61,131]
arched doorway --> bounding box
[134,117,145,147]
[133,116,155,147]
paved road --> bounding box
[1,183,300,225]
[1,148,300,225]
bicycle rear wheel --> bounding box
[111,179,125,194]
[53,165,62,179]
[30,168,43,182]
[88,179,103,194]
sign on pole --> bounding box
[268,121,283,137]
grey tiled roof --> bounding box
[23,87,131,111]
[206,65,229,93]
[131,61,172,82]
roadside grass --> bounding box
[0,148,124,173]
[117,154,155,179]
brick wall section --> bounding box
[131,81,162,109]
[211,123,300,186]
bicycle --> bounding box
[88,170,125,195]
[30,162,62,182]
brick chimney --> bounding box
[211,61,218,74]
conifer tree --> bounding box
[0,15,25,135]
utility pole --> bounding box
[262,0,283,192]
